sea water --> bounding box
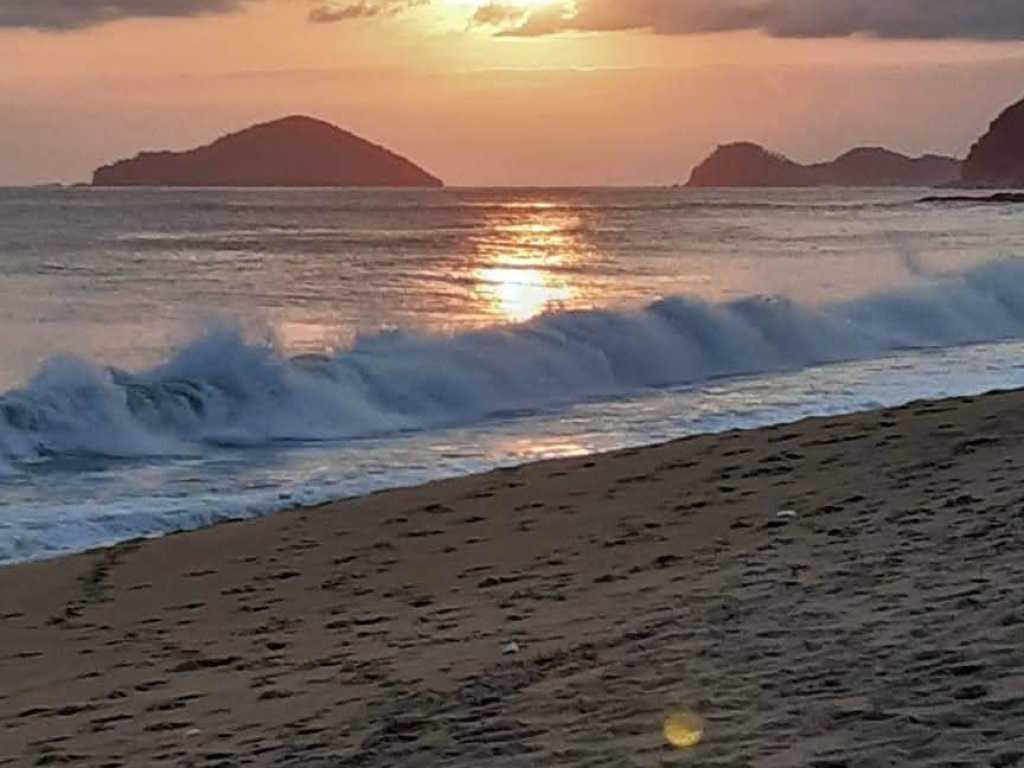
[2,186,1024,563]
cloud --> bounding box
[470,3,528,27]
[0,0,258,30]
[487,0,1024,41]
[308,0,427,24]
[14,0,1021,39]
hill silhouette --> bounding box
[687,143,961,187]
[93,116,443,188]
[962,96,1024,188]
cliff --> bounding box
[962,96,1024,188]
[686,142,961,188]
[93,116,443,188]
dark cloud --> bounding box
[0,0,256,30]
[488,0,1024,41]
[308,0,427,24]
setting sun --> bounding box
[443,0,562,7]
[437,0,568,25]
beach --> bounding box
[4,389,1024,766]
[6,6,1024,767]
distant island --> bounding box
[92,116,443,188]
[961,95,1024,188]
[686,143,962,188]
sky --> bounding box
[2,0,1024,186]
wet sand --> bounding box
[3,390,1024,766]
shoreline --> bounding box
[7,329,1024,568]
[4,387,1024,765]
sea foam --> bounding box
[2,258,1024,465]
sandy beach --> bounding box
[4,389,1024,767]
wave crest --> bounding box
[3,258,1024,464]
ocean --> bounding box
[2,185,1024,564]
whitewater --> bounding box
[2,186,1024,563]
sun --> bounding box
[433,0,569,30]
[443,0,562,9]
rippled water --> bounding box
[2,186,1023,563]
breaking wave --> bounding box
[4,258,1024,466]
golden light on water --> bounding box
[273,318,343,352]
[663,710,705,750]
[471,207,586,324]
[494,436,591,461]
[475,266,573,323]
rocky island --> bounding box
[961,95,1024,188]
[686,142,961,188]
[92,116,443,188]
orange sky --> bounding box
[2,1,1024,185]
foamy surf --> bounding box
[6,254,1024,565]
[3,258,1024,466]
[3,333,1024,565]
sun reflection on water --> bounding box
[492,436,591,462]
[273,318,344,352]
[471,206,587,324]
[474,266,574,324]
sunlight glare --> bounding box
[663,710,705,750]
[476,266,572,323]
[470,205,586,324]
[443,0,560,8]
